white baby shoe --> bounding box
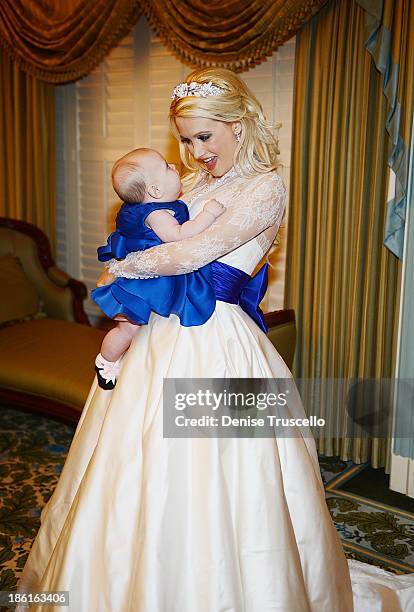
[95,353,122,390]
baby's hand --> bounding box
[203,199,226,219]
[96,269,115,287]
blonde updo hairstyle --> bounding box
[169,68,281,188]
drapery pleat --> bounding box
[0,0,327,82]
[356,0,414,260]
[0,49,56,251]
[284,0,402,471]
[0,0,142,84]
[140,0,328,72]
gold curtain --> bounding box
[284,0,402,470]
[141,0,329,72]
[0,49,56,252]
[0,0,328,83]
[0,0,142,84]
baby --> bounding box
[91,147,224,390]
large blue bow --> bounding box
[211,261,269,332]
[238,263,269,332]
[97,231,127,262]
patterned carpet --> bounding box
[1,405,413,598]
[320,456,414,575]
[0,406,75,595]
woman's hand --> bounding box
[96,268,115,286]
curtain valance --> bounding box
[0,0,142,83]
[142,0,329,72]
[0,0,328,83]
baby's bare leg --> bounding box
[101,321,140,362]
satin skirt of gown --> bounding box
[16,303,414,611]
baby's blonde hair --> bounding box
[169,68,281,188]
[112,150,148,203]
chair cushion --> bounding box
[0,319,105,411]
[0,254,40,325]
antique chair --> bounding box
[0,217,105,423]
[265,309,296,373]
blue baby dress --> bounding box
[91,200,216,326]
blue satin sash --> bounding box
[211,261,269,332]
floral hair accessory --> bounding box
[171,81,225,100]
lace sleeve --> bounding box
[107,172,286,277]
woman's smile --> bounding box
[175,116,238,177]
[199,155,218,172]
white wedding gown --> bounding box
[17,170,414,611]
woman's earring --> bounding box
[235,130,241,142]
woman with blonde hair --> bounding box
[17,67,414,611]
